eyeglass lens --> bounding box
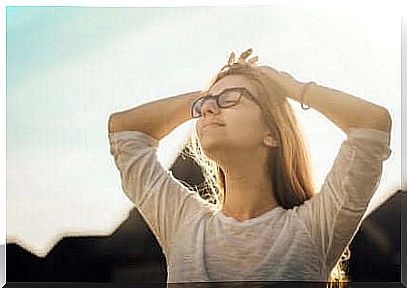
[192,90,242,118]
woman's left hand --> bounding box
[258,65,306,102]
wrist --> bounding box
[299,81,316,110]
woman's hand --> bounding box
[258,65,306,102]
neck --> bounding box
[218,152,279,221]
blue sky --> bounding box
[5,4,402,257]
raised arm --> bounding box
[108,90,202,139]
[259,65,392,134]
[259,65,392,273]
[294,82,391,133]
[108,90,212,256]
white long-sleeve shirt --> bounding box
[108,127,391,283]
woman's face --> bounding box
[196,74,273,159]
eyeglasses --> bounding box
[191,87,260,118]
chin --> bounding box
[200,140,224,160]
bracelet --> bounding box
[300,81,316,110]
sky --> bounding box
[3,2,404,258]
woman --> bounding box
[108,49,392,286]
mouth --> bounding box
[201,123,224,133]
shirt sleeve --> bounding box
[108,130,211,256]
[294,127,392,272]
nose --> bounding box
[201,98,220,117]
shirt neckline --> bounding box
[216,205,283,226]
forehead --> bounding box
[209,74,256,95]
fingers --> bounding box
[227,48,259,66]
[238,48,253,64]
[225,48,259,68]
[227,52,236,66]
[247,56,258,65]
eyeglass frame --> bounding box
[191,87,261,118]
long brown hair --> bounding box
[183,53,350,286]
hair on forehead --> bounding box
[208,67,267,98]
[209,75,257,94]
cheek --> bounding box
[226,110,265,139]
[228,106,263,126]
